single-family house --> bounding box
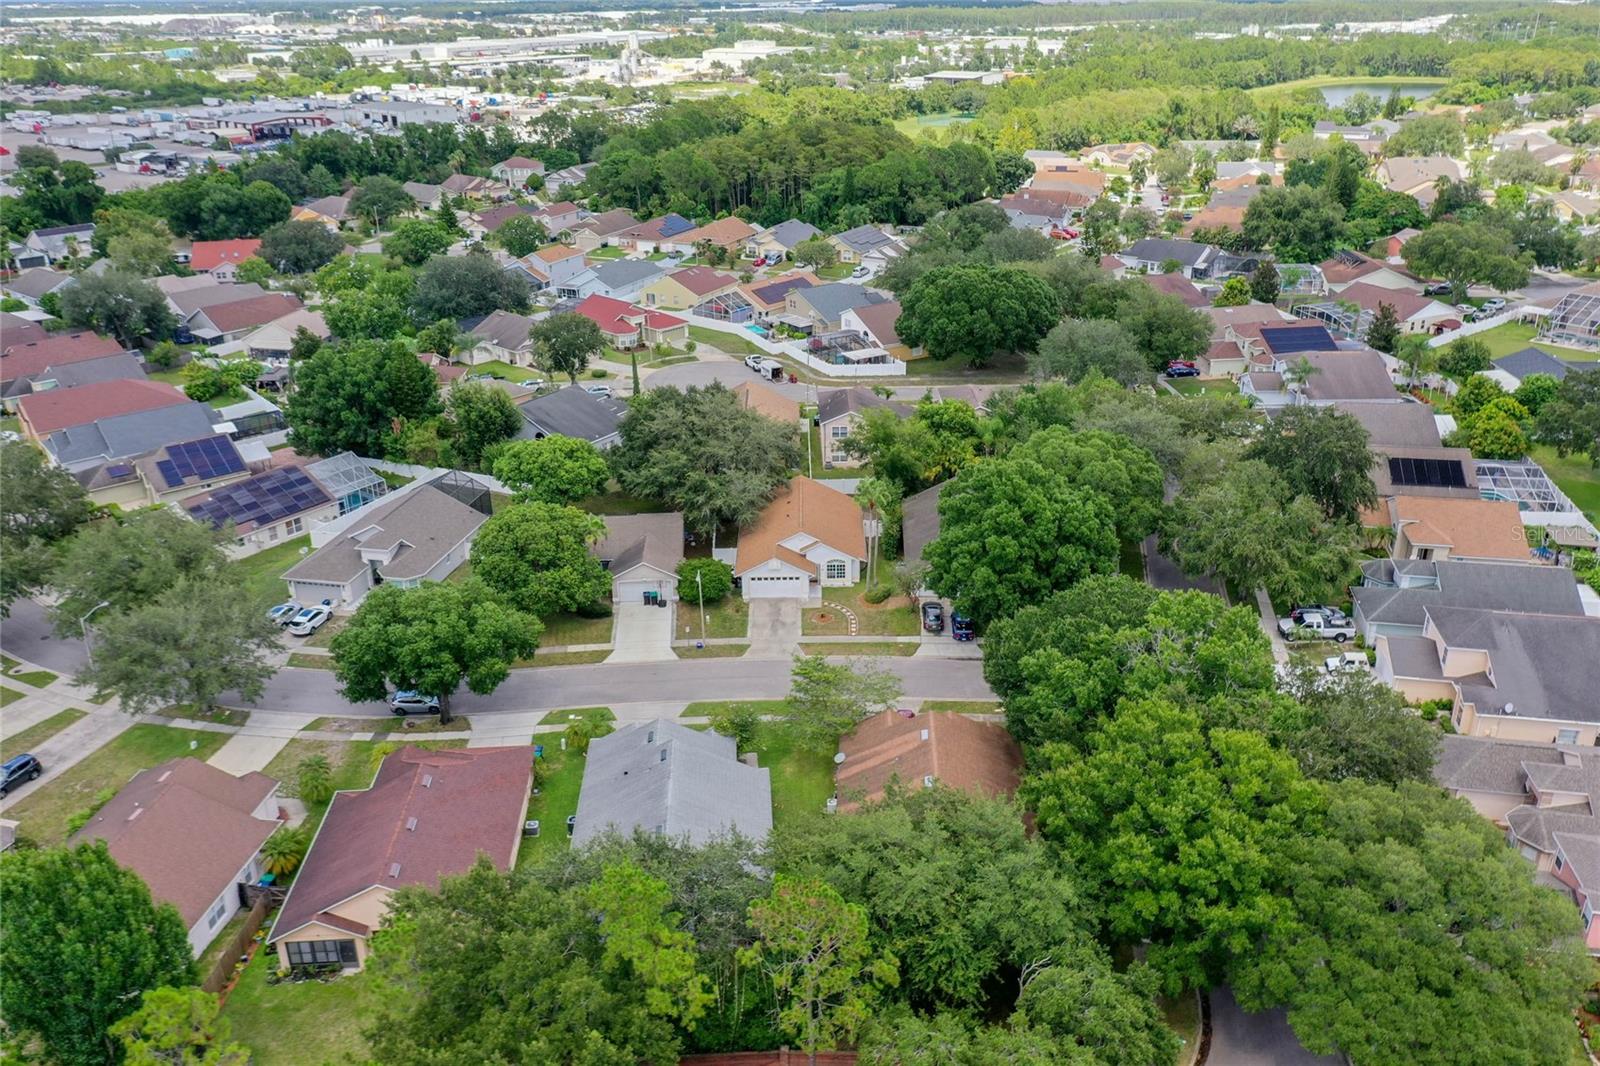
[269,745,534,972]
[402,181,443,212]
[834,708,1022,813]
[733,380,800,425]
[2,267,75,308]
[901,481,948,566]
[16,379,189,441]
[1573,156,1600,194]
[1378,606,1600,745]
[545,163,595,193]
[113,433,256,510]
[282,481,490,607]
[507,243,588,292]
[3,352,146,404]
[1492,347,1600,386]
[242,309,329,361]
[785,283,887,334]
[1314,120,1387,144]
[1133,271,1208,308]
[185,462,341,555]
[515,383,628,448]
[572,293,688,350]
[1081,142,1156,168]
[660,216,758,258]
[573,718,773,846]
[742,272,819,321]
[490,155,545,187]
[1377,156,1465,209]
[17,223,95,267]
[999,188,1091,234]
[1551,190,1600,224]
[292,194,351,229]
[616,213,695,254]
[1353,558,1582,642]
[1387,495,1530,564]
[1368,445,1479,509]
[639,266,742,311]
[187,292,303,345]
[1340,282,1459,335]
[1382,228,1423,260]
[734,476,866,599]
[569,208,641,252]
[815,387,908,467]
[745,219,822,260]
[1119,238,1221,279]
[828,224,899,265]
[1028,160,1105,199]
[0,314,48,350]
[593,512,684,604]
[190,238,262,282]
[1331,399,1448,449]
[462,310,537,366]
[463,203,538,242]
[1,330,127,397]
[166,280,268,327]
[1296,349,1402,405]
[1318,250,1422,293]
[440,173,506,201]
[70,758,280,957]
[43,402,227,474]
[531,200,584,237]
[840,300,916,360]
[557,259,670,302]
[1433,733,1574,823]
[1541,282,1600,350]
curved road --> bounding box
[1,599,994,718]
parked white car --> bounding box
[584,384,613,398]
[287,605,333,637]
[1323,651,1370,674]
[744,355,784,379]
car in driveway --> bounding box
[1323,651,1370,674]
[287,605,333,637]
[921,600,945,634]
[1290,604,1347,625]
[1481,297,1507,314]
[389,691,441,715]
[851,266,870,279]
[268,601,302,626]
[951,613,975,641]
[1165,363,1201,378]
[1278,613,1355,643]
[0,754,42,797]
[584,384,614,398]
[1423,282,1453,297]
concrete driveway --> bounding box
[746,598,803,659]
[606,602,676,664]
[1208,986,1341,1066]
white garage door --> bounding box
[614,579,672,604]
[743,574,808,599]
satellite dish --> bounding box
[833,752,846,764]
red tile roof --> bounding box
[1,330,124,382]
[0,314,48,349]
[835,709,1022,812]
[70,757,278,927]
[190,239,262,272]
[18,378,188,434]
[1135,271,1208,308]
[667,266,739,297]
[269,746,534,944]
[574,294,685,339]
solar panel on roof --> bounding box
[1260,325,1337,355]
[1388,457,1467,489]
[186,466,332,530]
[105,463,134,479]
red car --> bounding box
[1049,226,1081,240]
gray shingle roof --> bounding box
[468,309,535,351]
[902,481,947,564]
[1492,347,1600,383]
[832,224,895,253]
[1299,350,1398,402]
[45,402,223,467]
[1433,734,1566,796]
[591,259,668,290]
[797,283,886,324]
[815,386,908,426]
[1428,607,1600,723]
[5,268,74,301]
[573,718,772,846]
[517,384,627,445]
[24,353,146,392]
[594,512,684,577]
[283,483,487,585]
[1355,561,1582,632]
[764,219,821,249]
[1124,238,1219,269]
[1331,401,1443,448]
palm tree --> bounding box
[296,755,334,805]
[261,827,308,876]
[1283,356,1321,393]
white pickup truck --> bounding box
[1278,613,1357,643]
[744,354,785,380]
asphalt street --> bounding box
[1,599,994,719]
[1208,986,1341,1066]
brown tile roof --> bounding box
[835,709,1021,812]
[1180,203,1247,234]
[1390,496,1529,561]
[734,476,866,576]
[532,243,586,264]
[667,266,740,297]
[676,216,757,247]
[848,299,904,346]
[1135,271,1207,308]
[1338,282,1443,321]
[270,746,534,944]
[733,380,800,424]
[1317,252,1400,286]
[1,330,123,380]
[18,378,188,434]
[197,293,303,334]
[190,239,262,272]
[0,314,48,350]
[572,208,638,237]
[70,757,278,927]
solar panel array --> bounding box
[1389,456,1468,489]
[186,466,332,530]
[154,435,245,489]
[1260,325,1337,355]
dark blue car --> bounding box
[951,613,976,641]
[0,754,42,797]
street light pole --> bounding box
[80,600,111,671]
[695,570,706,643]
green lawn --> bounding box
[1120,538,1146,580]
[688,324,763,356]
[1,708,86,758]
[529,649,611,666]
[8,725,229,846]
[1,655,58,688]
[677,643,749,658]
[804,581,919,636]
[750,722,834,829]
[222,944,379,1066]
[919,700,1002,714]
[1463,322,1597,361]
[0,687,25,708]
[806,425,860,480]
[588,246,627,259]
[1169,377,1238,397]
[799,642,917,656]
[816,262,853,280]
[234,536,311,607]
[1160,991,1201,1066]
[539,610,614,647]
[1530,445,1600,521]
[686,596,749,640]
[579,490,669,516]
[517,748,585,867]
[161,704,250,727]
[464,358,546,384]
[285,653,334,670]
[537,706,613,727]
[903,350,1031,383]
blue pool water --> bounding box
[745,324,769,337]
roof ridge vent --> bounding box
[421,774,433,787]
[405,817,418,831]
[388,862,401,878]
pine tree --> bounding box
[1365,302,1401,353]
[1259,105,1281,162]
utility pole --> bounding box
[80,600,111,671]
[695,570,706,643]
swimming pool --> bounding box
[745,324,769,337]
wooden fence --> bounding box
[201,897,268,995]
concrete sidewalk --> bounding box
[206,711,320,774]
[1254,588,1290,664]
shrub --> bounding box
[65,787,118,835]
[862,584,893,605]
[590,368,607,379]
[574,599,614,619]
[677,558,733,603]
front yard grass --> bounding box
[676,643,749,658]
[538,610,614,647]
[467,358,546,383]
[285,653,334,670]
[919,700,1002,714]
[8,725,229,846]
[1159,991,1201,1066]
[579,489,669,515]
[1529,444,1600,521]
[0,687,26,708]
[681,596,749,640]
[799,642,917,656]
[1120,538,1146,580]
[1463,321,1597,361]
[222,943,379,1066]
[161,704,251,727]
[1168,377,1238,396]
[527,649,611,666]
[517,748,586,867]
[234,536,311,607]
[1,654,58,688]
[804,581,919,637]
[537,706,613,727]
[674,703,833,827]
[688,324,763,356]
[1,708,87,757]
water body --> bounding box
[1318,81,1443,107]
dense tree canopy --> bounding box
[468,502,612,617]
[58,269,174,346]
[257,218,345,273]
[410,252,530,324]
[0,441,91,616]
[285,339,443,457]
[896,265,1060,367]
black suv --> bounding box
[0,754,42,797]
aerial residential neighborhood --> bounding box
[3,2,1600,1065]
